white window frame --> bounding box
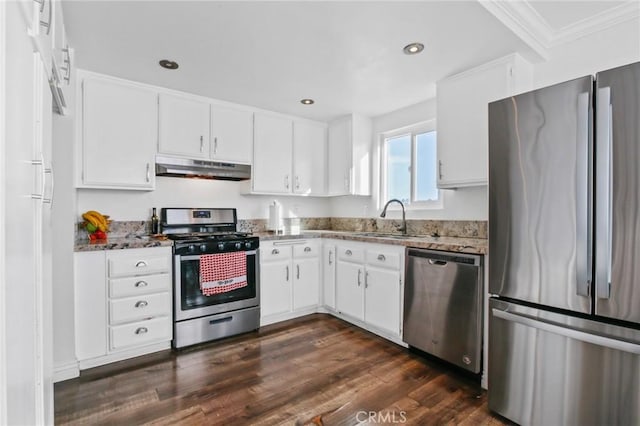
[380,119,442,210]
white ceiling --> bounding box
[61,1,628,122]
[528,1,628,31]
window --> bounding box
[381,121,440,208]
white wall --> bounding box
[533,18,640,89]
[330,99,489,220]
[76,179,332,221]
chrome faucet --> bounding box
[380,199,407,235]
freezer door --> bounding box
[489,299,640,425]
[488,76,593,313]
[595,61,640,323]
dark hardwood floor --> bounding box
[55,314,509,425]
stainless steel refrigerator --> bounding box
[488,61,640,425]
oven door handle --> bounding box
[179,250,257,261]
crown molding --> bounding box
[479,0,640,62]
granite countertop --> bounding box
[75,230,486,255]
[74,235,173,252]
[255,230,487,255]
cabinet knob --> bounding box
[135,327,148,335]
[345,249,352,256]
[377,254,386,261]
[134,280,148,288]
[135,300,148,308]
[272,248,279,255]
[304,246,311,252]
[135,260,148,268]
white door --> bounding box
[260,260,292,317]
[327,117,351,195]
[210,104,253,164]
[322,244,336,310]
[365,266,401,336]
[81,76,157,189]
[293,258,320,310]
[293,121,326,195]
[336,261,364,320]
[158,93,210,159]
[252,113,292,193]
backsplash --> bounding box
[77,217,487,241]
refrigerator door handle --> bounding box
[576,92,591,297]
[595,86,612,299]
[492,308,640,354]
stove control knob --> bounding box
[217,243,225,251]
[245,241,252,249]
[188,245,196,253]
[235,242,242,249]
[199,244,207,252]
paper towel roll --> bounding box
[268,201,282,232]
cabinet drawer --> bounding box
[261,244,292,261]
[108,253,170,277]
[293,241,320,259]
[110,317,171,350]
[366,249,402,270]
[337,245,365,263]
[109,274,171,298]
[109,292,171,324]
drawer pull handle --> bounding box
[134,281,148,288]
[377,254,386,261]
[304,246,311,252]
[272,249,279,255]
[135,327,148,335]
[346,249,352,256]
[135,300,148,308]
[135,261,148,268]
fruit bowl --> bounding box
[82,210,112,241]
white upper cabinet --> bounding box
[210,104,253,164]
[293,120,327,195]
[158,93,210,159]
[79,74,158,190]
[252,113,293,193]
[328,114,372,196]
[436,53,532,188]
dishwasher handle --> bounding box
[408,247,481,266]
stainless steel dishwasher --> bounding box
[403,248,483,373]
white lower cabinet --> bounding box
[74,247,172,369]
[260,240,320,324]
[335,242,404,338]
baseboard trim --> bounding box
[53,361,80,383]
[78,341,171,371]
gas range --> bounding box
[161,207,260,255]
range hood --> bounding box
[155,155,251,181]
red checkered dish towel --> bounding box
[199,252,248,296]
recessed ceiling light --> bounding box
[300,99,314,105]
[403,43,424,55]
[159,59,179,70]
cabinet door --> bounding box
[436,59,512,188]
[260,260,292,317]
[293,257,320,310]
[293,121,326,195]
[336,260,364,320]
[365,266,401,336]
[327,117,351,195]
[158,93,210,159]
[323,244,336,309]
[74,251,107,361]
[81,76,157,189]
[211,104,253,164]
[253,113,293,193]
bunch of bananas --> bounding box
[82,210,112,235]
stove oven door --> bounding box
[174,250,259,321]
